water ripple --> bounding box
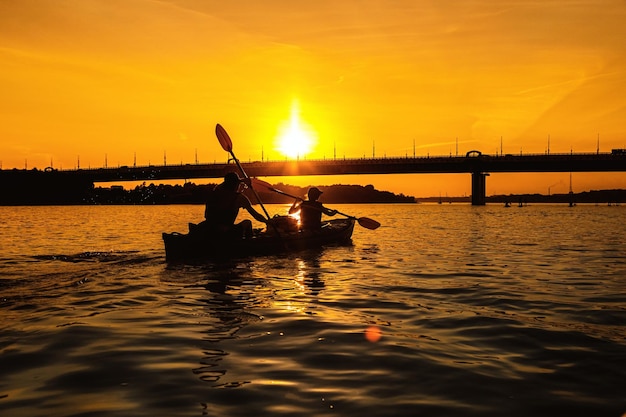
[1,205,625,416]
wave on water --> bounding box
[0,250,162,309]
[31,250,153,263]
[1,205,625,417]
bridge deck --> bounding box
[2,152,624,205]
[78,152,626,182]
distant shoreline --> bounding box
[0,182,416,206]
[1,179,623,205]
[419,189,625,205]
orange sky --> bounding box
[1,0,625,197]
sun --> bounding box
[276,101,316,159]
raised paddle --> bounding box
[250,178,381,230]
[215,124,272,220]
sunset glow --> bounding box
[0,1,625,196]
[275,102,316,159]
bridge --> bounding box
[2,151,625,205]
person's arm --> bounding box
[322,205,337,216]
[289,200,301,214]
[239,195,268,223]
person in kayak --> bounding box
[203,172,267,238]
[289,187,337,231]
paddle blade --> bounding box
[357,217,381,230]
[250,177,273,190]
[215,124,233,152]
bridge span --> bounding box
[2,151,625,205]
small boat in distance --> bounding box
[162,217,355,262]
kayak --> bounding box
[162,217,355,262]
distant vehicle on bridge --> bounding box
[465,150,483,157]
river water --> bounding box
[0,204,625,417]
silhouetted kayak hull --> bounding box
[162,218,355,261]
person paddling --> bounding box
[203,172,267,238]
[289,187,337,231]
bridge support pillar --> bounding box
[471,172,489,206]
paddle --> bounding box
[215,124,272,220]
[250,178,381,230]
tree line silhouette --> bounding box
[86,182,417,205]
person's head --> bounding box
[307,187,323,201]
[223,172,242,191]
